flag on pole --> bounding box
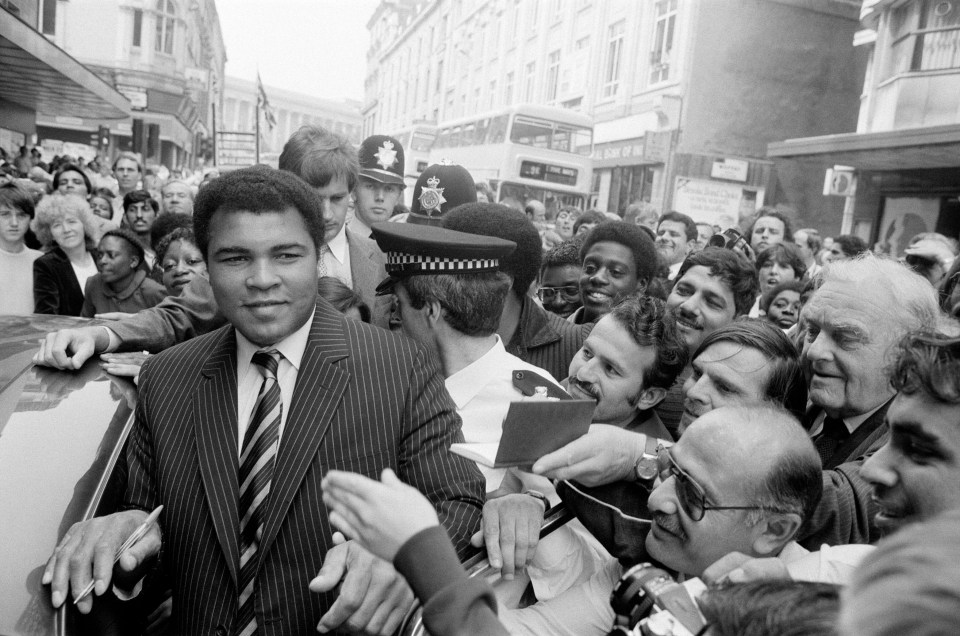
[257,73,277,130]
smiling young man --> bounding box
[860,328,960,531]
[654,211,697,280]
[0,181,42,314]
[42,166,483,635]
[569,221,658,325]
[122,190,159,266]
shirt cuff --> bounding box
[102,326,121,353]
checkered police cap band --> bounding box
[385,253,500,274]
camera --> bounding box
[607,563,707,636]
[707,228,746,251]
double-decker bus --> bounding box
[391,123,438,207]
[428,104,593,214]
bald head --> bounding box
[685,405,822,521]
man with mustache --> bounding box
[534,248,757,482]
[567,221,658,325]
[501,405,823,636]
[654,211,697,280]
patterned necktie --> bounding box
[318,244,330,278]
[236,350,283,636]
[813,414,849,466]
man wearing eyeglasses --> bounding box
[501,404,825,636]
[538,241,583,320]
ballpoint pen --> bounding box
[73,505,163,604]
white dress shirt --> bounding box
[320,225,353,287]
[235,310,314,453]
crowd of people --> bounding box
[5,124,960,636]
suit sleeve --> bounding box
[109,275,225,352]
[798,459,880,549]
[397,346,485,558]
[123,356,161,514]
[33,257,61,314]
[394,526,508,636]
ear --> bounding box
[424,298,444,327]
[635,277,649,294]
[751,512,803,557]
[635,386,666,411]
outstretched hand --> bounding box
[321,468,439,562]
[532,424,647,486]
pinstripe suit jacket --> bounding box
[127,299,485,635]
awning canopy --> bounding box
[0,15,130,120]
[767,124,960,171]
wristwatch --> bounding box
[523,489,551,514]
[633,436,662,485]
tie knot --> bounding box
[252,350,280,379]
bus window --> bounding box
[411,130,436,152]
[499,182,585,217]
[449,125,461,147]
[511,116,552,149]
[437,127,451,148]
[488,114,509,144]
[475,118,490,145]
[570,127,593,156]
[462,122,476,146]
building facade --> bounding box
[364,0,864,228]
[221,76,362,167]
[770,0,960,249]
[27,0,225,170]
[1,1,130,160]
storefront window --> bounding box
[608,165,653,216]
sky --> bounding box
[217,0,380,102]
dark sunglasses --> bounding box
[657,449,787,522]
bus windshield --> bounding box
[510,116,593,156]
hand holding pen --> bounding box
[43,505,164,614]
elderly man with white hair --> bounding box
[797,253,941,547]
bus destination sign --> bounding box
[519,160,578,186]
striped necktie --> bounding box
[813,414,849,466]
[236,350,283,636]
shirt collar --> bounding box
[102,269,147,301]
[236,307,315,372]
[325,225,349,263]
[445,335,505,408]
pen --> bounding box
[73,505,163,604]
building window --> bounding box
[41,0,56,35]
[524,61,537,101]
[546,50,561,100]
[602,20,625,98]
[155,0,175,55]
[488,79,497,109]
[436,60,444,91]
[650,0,677,84]
[889,0,960,75]
[132,8,143,46]
[504,71,515,104]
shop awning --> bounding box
[767,124,960,171]
[0,15,130,120]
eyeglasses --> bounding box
[657,449,787,522]
[537,285,580,302]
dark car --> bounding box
[0,315,141,636]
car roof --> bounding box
[0,315,136,636]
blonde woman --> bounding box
[31,194,101,315]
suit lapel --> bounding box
[258,302,350,558]
[193,327,241,585]
[346,230,377,307]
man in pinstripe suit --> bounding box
[44,167,484,635]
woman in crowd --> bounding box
[88,187,116,221]
[31,194,101,315]
[52,164,92,198]
[81,228,167,317]
[761,280,804,331]
[155,227,207,296]
[751,243,805,317]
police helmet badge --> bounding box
[375,140,398,170]
[418,176,446,217]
